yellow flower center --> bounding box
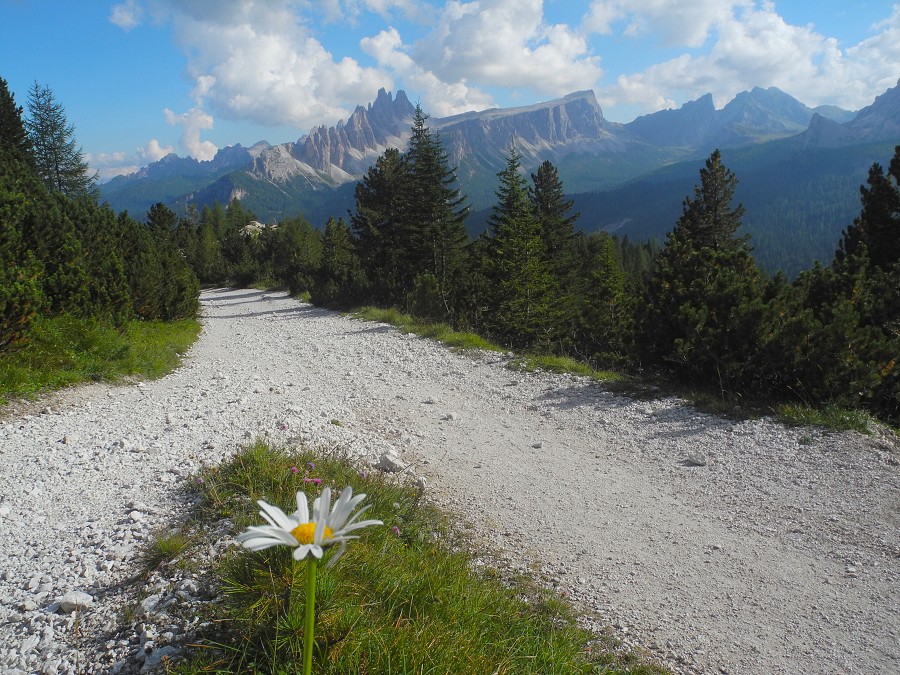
[291,521,333,545]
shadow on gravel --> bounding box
[206,305,335,321]
[202,288,270,300]
[535,383,635,411]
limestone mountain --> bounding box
[99,81,900,277]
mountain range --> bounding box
[101,78,900,276]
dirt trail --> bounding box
[1,288,896,674]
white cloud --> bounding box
[139,139,176,161]
[415,0,603,96]
[157,0,391,133]
[360,27,494,116]
[597,1,900,117]
[164,106,218,160]
[86,138,176,180]
[109,0,144,30]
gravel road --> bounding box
[1,288,897,674]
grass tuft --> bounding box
[142,530,194,572]
[174,440,663,674]
[509,354,627,383]
[775,402,873,433]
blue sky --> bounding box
[2,0,898,179]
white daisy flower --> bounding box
[236,486,382,567]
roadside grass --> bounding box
[175,440,663,674]
[351,306,501,352]
[774,402,873,433]
[349,305,884,433]
[0,314,200,404]
[508,354,628,383]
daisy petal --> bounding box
[257,500,294,531]
[292,491,310,523]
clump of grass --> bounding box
[352,306,502,352]
[142,529,193,572]
[0,314,200,403]
[775,402,872,433]
[509,354,627,383]
[177,440,663,674]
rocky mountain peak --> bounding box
[847,78,900,138]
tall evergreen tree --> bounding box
[24,82,98,198]
[836,146,900,273]
[311,217,368,308]
[0,78,34,165]
[484,146,558,349]
[529,159,579,281]
[405,105,469,317]
[0,78,43,349]
[573,232,633,365]
[351,147,409,306]
[641,150,764,390]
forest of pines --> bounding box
[1,80,897,425]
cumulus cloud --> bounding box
[164,106,218,161]
[109,0,144,30]
[157,0,391,133]
[414,0,603,97]
[595,1,900,117]
[360,27,494,116]
[139,138,176,162]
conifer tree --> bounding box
[573,232,633,365]
[351,147,409,305]
[405,105,469,317]
[641,150,764,390]
[529,160,579,281]
[25,82,98,198]
[0,79,43,349]
[484,146,558,349]
[0,78,34,165]
[311,217,368,307]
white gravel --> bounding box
[1,288,898,675]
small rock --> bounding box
[138,594,162,617]
[58,590,93,613]
[442,412,457,421]
[532,441,543,449]
[375,451,404,473]
[683,453,707,467]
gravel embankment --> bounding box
[0,288,897,674]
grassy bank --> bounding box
[0,314,201,403]
[167,440,663,674]
[349,305,881,433]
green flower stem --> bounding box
[303,559,317,675]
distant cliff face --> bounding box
[433,90,623,167]
[101,81,900,225]
[247,88,619,186]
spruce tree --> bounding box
[641,150,764,390]
[351,147,409,305]
[484,146,558,349]
[311,217,368,308]
[529,160,579,281]
[25,82,98,198]
[405,105,469,317]
[0,79,43,349]
[0,78,34,166]
[574,232,633,365]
